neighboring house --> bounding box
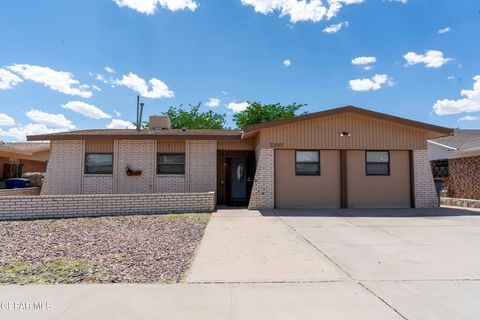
[0,141,50,179]
[28,106,451,209]
[428,129,480,200]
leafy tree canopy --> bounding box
[233,102,306,129]
[143,103,226,129]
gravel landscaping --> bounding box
[0,214,209,285]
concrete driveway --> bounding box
[1,207,480,320]
[185,207,480,319]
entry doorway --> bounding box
[217,150,255,206]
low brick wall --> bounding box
[0,187,41,196]
[0,192,216,221]
[440,197,480,209]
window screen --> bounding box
[85,153,113,174]
[366,151,389,176]
[295,151,320,176]
[157,153,185,174]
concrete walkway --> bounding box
[186,209,347,282]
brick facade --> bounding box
[248,148,275,209]
[413,150,439,208]
[446,156,480,200]
[41,140,83,195]
[41,140,217,196]
[0,192,215,221]
[186,140,217,192]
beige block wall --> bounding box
[117,140,156,194]
[248,148,274,209]
[42,139,217,195]
[0,192,216,220]
[41,140,83,195]
[186,140,217,193]
[413,150,438,208]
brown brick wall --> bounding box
[19,159,47,173]
[448,156,480,200]
[0,187,41,196]
[0,192,216,221]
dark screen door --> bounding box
[230,158,247,202]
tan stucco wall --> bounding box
[275,149,341,208]
[346,150,411,208]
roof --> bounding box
[430,129,480,151]
[27,129,243,141]
[0,141,50,155]
[243,105,453,136]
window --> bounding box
[431,159,449,178]
[157,153,185,174]
[85,153,113,174]
[295,151,320,176]
[366,151,390,176]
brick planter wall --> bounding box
[0,187,41,196]
[441,197,480,209]
[448,156,480,200]
[0,192,216,221]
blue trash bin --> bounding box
[6,178,31,189]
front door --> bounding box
[230,158,247,204]
[218,151,255,206]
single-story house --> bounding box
[0,141,50,179]
[28,106,451,209]
[428,129,480,199]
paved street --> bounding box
[1,207,480,319]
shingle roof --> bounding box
[431,129,480,150]
[0,141,50,155]
[27,129,242,141]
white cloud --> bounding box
[433,75,480,115]
[0,124,64,141]
[349,74,393,92]
[0,69,23,90]
[114,0,198,14]
[7,64,93,98]
[459,116,480,121]
[351,56,376,70]
[104,66,115,73]
[106,119,136,129]
[113,110,122,117]
[322,21,348,33]
[62,101,111,119]
[388,0,407,3]
[241,0,363,23]
[226,101,249,112]
[438,27,451,34]
[26,109,75,129]
[403,50,452,68]
[0,113,15,126]
[116,72,174,99]
[352,56,376,65]
[282,59,291,67]
[205,98,221,108]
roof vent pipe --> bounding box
[136,95,145,131]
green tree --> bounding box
[233,102,306,129]
[142,103,226,129]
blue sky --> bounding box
[0,0,479,140]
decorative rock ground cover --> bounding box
[0,214,209,284]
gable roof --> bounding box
[27,129,242,141]
[243,105,453,137]
[429,129,480,151]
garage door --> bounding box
[346,150,411,208]
[275,150,341,208]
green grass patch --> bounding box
[0,258,96,285]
